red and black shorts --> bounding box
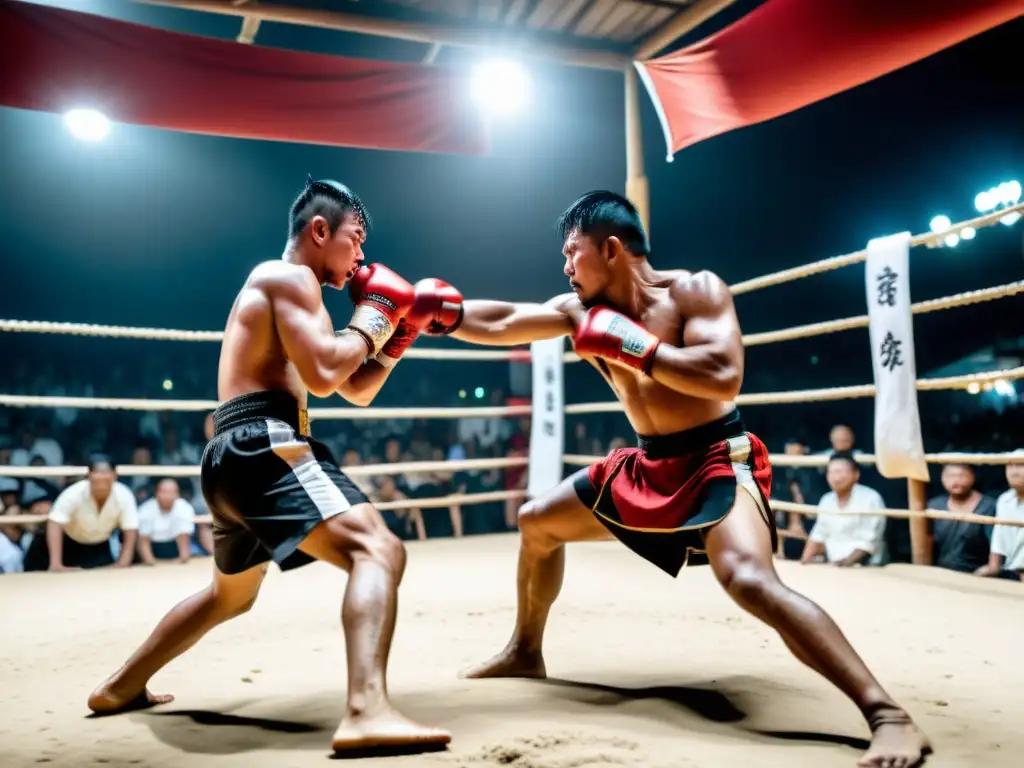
[573,410,776,577]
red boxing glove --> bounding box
[346,264,415,356]
[374,278,464,368]
[573,306,660,375]
[411,278,464,336]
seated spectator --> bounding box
[927,463,997,573]
[23,454,137,571]
[776,438,826,559]
[976,451,1024,581]
[375,475,423,541]
[136,478,196,564]
[801,453,887,567]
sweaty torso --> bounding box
[217,261,314,408]
[557,270,735,437]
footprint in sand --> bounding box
[451,731,683,767]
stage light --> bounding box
[470,59,531,116]
[967,382,981,395]
[929,215,951,233]
[993,379,1016,397]
[458,389,467,399]
[64,108,110,141]
[943,233,959,248]
[1000,211,1021,226]
[959,226,976,240]
[162,379,173,391]
[975,191,994,212]
[1007,180,1022,203]
[474,386,485,399]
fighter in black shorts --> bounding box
[87,177,464,755]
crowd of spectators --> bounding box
[1,360,1021,582]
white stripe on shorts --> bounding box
[266,420,351,520]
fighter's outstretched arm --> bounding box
[271,269,374,399]
[649,272,744,401]
[452,294,575,346]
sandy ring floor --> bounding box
[2,533,1021,768]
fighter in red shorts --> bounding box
[431,191,931,767]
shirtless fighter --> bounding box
[437,191,931,767]
[87,178,458,754]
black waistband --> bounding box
[213,390,309,436]
[636,410,745,460]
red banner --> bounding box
[637,0,1022,157]
[0,0,487,155]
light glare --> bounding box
[64,108,110,141]
[470,59,531,116]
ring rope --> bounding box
[742,280,1024,347]
[564,366,1024,414]
[0,489,529,526]
[5,449,1019,481]
[3,366,1020,414]
[0,456,528,479]
[729,203,1023,296]
[770,499,1024,529]
[564,451,1024,468]
[2,206,1019,353]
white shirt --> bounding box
[991,489,1024,571]
[0,534,24,574]
[137,498,196,543]
[810,484,888,564]
[49,480,138,544]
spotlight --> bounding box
[943,233,959,248]
[162,379,173,391]
[929,215,952,233]
[64,108,110,142]
[959,226,976,240]
[474,386,485,399]
[470,59,531,116]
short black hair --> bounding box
[942,462,975,474]
[828,451,860,472]
[289,176,371,239]
[87,453,115,473]
[556,190,649,257]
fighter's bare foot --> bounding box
[331,710,451,753]
[858,709,932,768]
[460,646,546,679]
[87,682,174,715]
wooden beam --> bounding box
[236,16,261,44]
[129,0,631,70]
[634,0,740,60]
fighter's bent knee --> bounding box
[716,552,777,609]
[359,525,407,580]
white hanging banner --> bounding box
[528,337,565,498]
[865,232,929,481]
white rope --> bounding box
[1,489,529,525]
[563,452,1024,468]
[729,203,1023,296]
[564,366,1024,414]
[7,448,1018,481]
[3,204,1019,353]
[743,281,1024,347]
[0,394,533,419]
[0,456,527,479]
[771,499,1024,529]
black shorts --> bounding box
[201,390,369,575]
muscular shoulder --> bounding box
[667,270,731,314]
[248,261,321,308]
[545,292,580,314]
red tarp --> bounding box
[637,0,1023,158]
[0,0,487,155]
